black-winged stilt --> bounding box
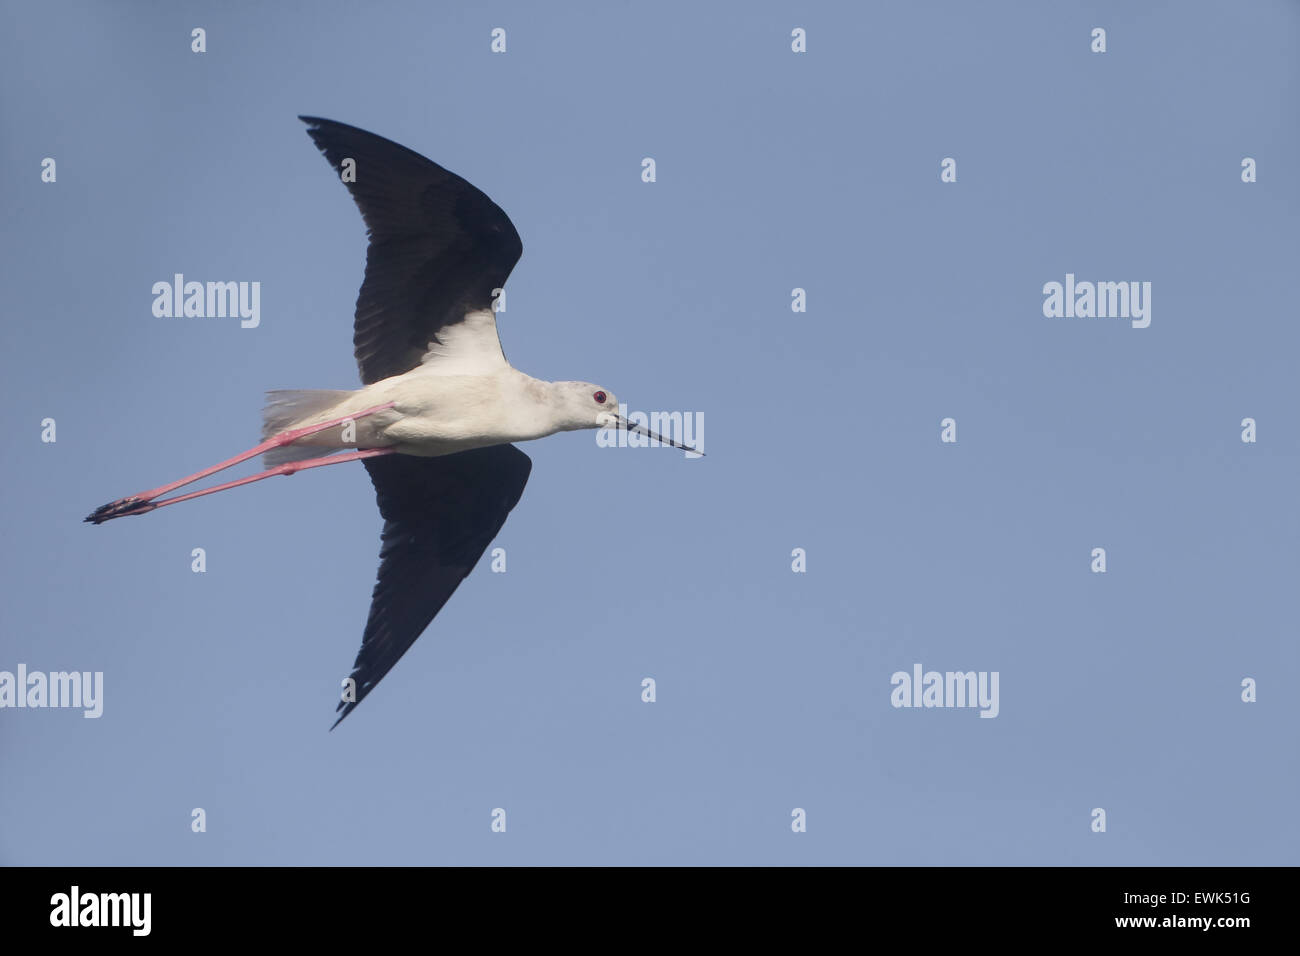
[87,117,699,727]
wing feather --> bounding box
[331,445,532,728]
[300,116,523,384]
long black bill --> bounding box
[617,416,704,456]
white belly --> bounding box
[371,368,554,456]
[276,366,558,459]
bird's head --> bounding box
[551,381,620,430]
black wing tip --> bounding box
[330,699,356,731]
[298,115,352,146]
[298,115,335,146]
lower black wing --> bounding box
[332,445,532,728]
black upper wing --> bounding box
[300,116,524,384]
[332,445,533,728]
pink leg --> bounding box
[85,401,396,524]
[86,448,397,523]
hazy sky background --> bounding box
[1,0,1296,865]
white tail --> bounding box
[261,389,352,465]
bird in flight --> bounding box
[86,117,699,727]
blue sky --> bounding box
[1,0,1296,865]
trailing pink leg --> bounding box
[85,448,397,523]
[84,402,396,523]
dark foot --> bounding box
[84,497,157,524]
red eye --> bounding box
[593,390,607,404]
